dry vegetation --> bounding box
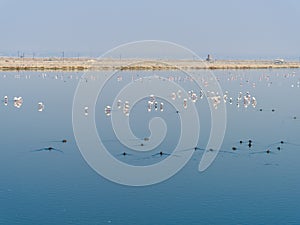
[1,57,300,71]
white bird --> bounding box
[84,106,89,116]
[104,105,112,116]
[123,101,130,116]
[171,92,176,101]
[4,96,8,106]
[13,97,23,108]
[191,93,197,103]
[38,102,45,112]
[147,101,152,112]
[183,98,187,109]
[117,100,122,109]
[177,90,182,99]
[160,102,164,112]
[251,97,257,108]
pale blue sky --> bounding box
[0,0,299,59]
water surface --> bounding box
[0,69,299,225]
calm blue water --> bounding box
[0,69,300,225]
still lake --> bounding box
[0,68,299,225]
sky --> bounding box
[0,0,300,59]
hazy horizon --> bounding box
[0,0,300,59]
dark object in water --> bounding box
[152,151,171,157]
[31,147,63,153]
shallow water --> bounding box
[0,69,299,225]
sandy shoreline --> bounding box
[1,57,300,71]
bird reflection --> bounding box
[127,137,150,142]
[266,140,300,149]
[136,151,180,160]
[175,146,203,154]
[179,146,237,155]
[250,149,276,155]
[116,152,133,157]
[49,139,67,143]
[152,151,172,157]
[264,163,279,166]
[205,148,237,155]
[31,147,63,153]
[269,140,299,146]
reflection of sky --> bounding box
[0,69,300,224]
